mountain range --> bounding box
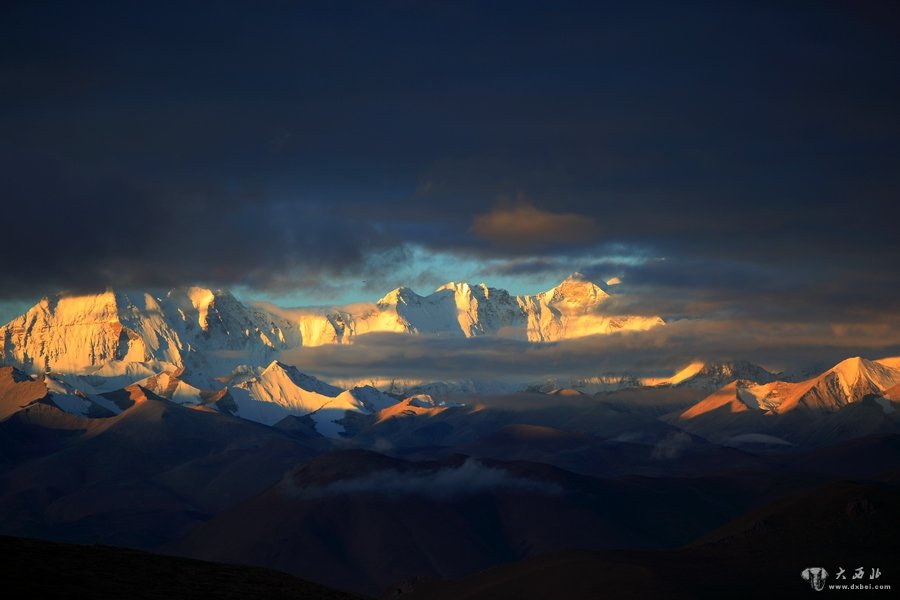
[2,358,897,595]
[2,275,900,596]
[276,273,664,345]
[668,356,900,448]
[0,274,662,380]
[2,273,900,439]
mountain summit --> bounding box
[540,272,609,307]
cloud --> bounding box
[471,203,601,249]
[280,317,900,384]
[1,0,898,343]
[0,146,404,300]
[592,255,900,325]
[651,431,692,460]
[281,458,561,500]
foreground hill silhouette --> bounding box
[4,475,896,599]
[2,353,900,596]
[170,441,900,596]
[0,535,363,600]
[401,479,900,599]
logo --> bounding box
[802,567,830,592]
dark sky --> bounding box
[2,0,899,340]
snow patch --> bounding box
[50,394,92,416]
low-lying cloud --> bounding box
[282,458,562,500]
[280,318,900,383]
[651,431,693,460]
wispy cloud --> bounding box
[471,203,600,249]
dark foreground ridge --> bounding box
[0,535,366,600]
[399,480,900,599]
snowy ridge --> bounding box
[274,273,665,346]
[775,356,900,413]
[643,360,779,391]
[679,356,900,419]
[531,360,777,395]
[227,361,397,436]
[4,359,401,438]
[374,394,451,424]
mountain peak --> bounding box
[261,360,293,375]
[831,356,865,374]
[826,356,899,390]
[776,355,900,412]
[678,354,900,418]
[435,281,471,294]
[543,273,609,306]
[377,287,420,307]
[649,360,777,390]
[257,360,342,396]
[168,284,235,311]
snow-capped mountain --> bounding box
[0,287,298,378]
[373,393,452,424]
[2,359,398,438]
[0,275,663,381]
[142,361,400,436]
[137,369,207,406]
[773,356,900,413]
[678,356,900,419]
[0,274,666,435]
[643,360,779,392]
[0,364,126,419]
[225,361,397,436]
[280,281,530,345]
[270,273,664,346]
[528,374,643,394]
[527,360,777,395]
